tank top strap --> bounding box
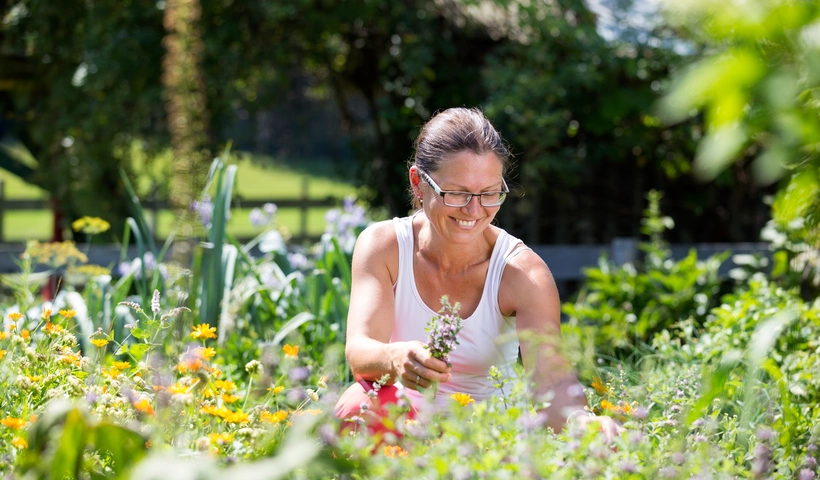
[485,230,530,315]
[392,216,414,286]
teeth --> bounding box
[456,219,476,227]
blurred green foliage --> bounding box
[0,0,776,244]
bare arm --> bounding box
[345,222,451,390]
[500,249,587,431]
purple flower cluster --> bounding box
[190,195,214,227]
[323,196,368,253]
[249,203,277,228]
[425,295,463,366]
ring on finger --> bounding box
[416,374,420,384]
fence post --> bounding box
[611,237,638,266]
[0,179,4,243]
[300,177,309,241]
[150,183,158,237]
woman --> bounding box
[335,108,619,438]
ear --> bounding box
[409,166,422,191]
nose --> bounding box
[461,195,483,215]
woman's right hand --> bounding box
[387,341,452,391]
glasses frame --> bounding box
[419,170,509,208]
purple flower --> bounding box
[288,367,309,382]
[263,202,277,217]
[799,469,816,480]
[806,456,817,468]
[190,195,213,227]
[425,295,463,366]
[287,252,309,270]
[619,461,638,473]
[249,208,268,228]
[343,196,355,211]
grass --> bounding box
[0,139,356,242]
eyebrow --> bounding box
[438,179,505,192]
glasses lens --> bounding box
[479,192,506,206]
[443,193,471,207]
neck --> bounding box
[415,217,492,273]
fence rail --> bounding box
[0,177,340,243]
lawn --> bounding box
[0,139,356,242]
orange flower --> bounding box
[591,377,610,395]
[90,338,109,348]
[7,312,23,321]
[60,309,76,319]
[190,323,217,340]
[12,437,27,449]
[176,357,204,373]
[383,445,409,458]
[133,398,154,415]
[282,344,299,358]
[41,309,52,321]
[261,410,288,424]
[21,329,30,340]
[112,361,131,370]
[44,322,65,335]
[451,392,475,407]
[200,405,231,418]
[1,417,26,430]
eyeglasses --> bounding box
[419,170,509,207]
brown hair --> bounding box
[409,108,511,209]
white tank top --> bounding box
[389,215,526,410]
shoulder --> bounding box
[351,219,400,282]
[498,245,559,317]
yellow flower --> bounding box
[71,264,111,276]
[221,394,240,404]
[282,344,299,358]
[57,352,81,366]
[26,375,42,382]
[224,411,250,424]
[291,409,322,416]
[208,432,234,445]
[7,312,23,321]
[190,323,217,340]
[591,377,610,395]
[197,346,217,360]
[41,309,52,321]
[383,445,409,458]
[111,361,131,370]
[0,350,5,360]
[210,367,223,378]
[202,387,216,399]
[200,405,231,418]
[8,323,15,331]
[12,436,28,449]
[1,417,26,430]
[71,216,111,235]
[21,329,30,340]
[133,398,154,415]
[167,382,192,395]
[261,410,289,424]
[60,309,76,319]
[91,338,109,348]
[268,385,284,395]
[0,332,7,340]
[214,380,237,392]
[451,392,475,407]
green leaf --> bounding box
[90,423,148,478]
[129,343,152,360]
[130,327,149,340]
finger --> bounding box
[408,354,451,382]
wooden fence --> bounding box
[0,177,340,243]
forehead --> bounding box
[433,151,504,187]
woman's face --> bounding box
[414,150,505,245]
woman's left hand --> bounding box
[571,414,624,443]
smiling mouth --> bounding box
[454,218,477,228]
